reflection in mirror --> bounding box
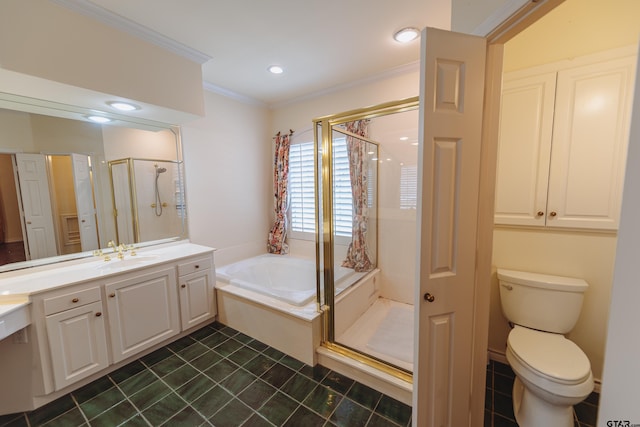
[0,107,185,271]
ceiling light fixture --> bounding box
[393,27,420,43]
[86,115,112,124]
[268,65,284,74]
[107,101,140,111]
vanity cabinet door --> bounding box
[46,301,108,391]
[178,268,215,330]
[106,266,179,363]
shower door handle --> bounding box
[423,293,435,303]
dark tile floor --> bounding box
[484,359,600,427]
[0,321,412,427]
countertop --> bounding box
[0,241,215,301]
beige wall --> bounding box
[489,0,640,382]
[181,91,271,266]
[102,127,177,161]
[0,0,204,118]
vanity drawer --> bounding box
[178,257,212,277]
[44,287,102,316]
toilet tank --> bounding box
[497,269,588,334]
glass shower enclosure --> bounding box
[108,158,186,245]
[314,97,419,380]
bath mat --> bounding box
[366,306,414,364]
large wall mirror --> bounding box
[0,94,186,272]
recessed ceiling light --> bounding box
[268,65,284,74]
[107,101,140,111]
[86,115,112,124]
[394,27,420,43]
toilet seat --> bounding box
[507,326,591,385]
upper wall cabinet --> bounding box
[495,48,636,230]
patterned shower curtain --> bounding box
[268,131,292,254]
[342,120,373,272]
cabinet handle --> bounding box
[109,293,116,298]
[549,211,557,217]
[72,298,79,303]
[95,312,102,317]
[537,211,544,217]
[181,284,186,288]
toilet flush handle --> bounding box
[501,283,513,291]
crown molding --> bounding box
[271,60,420,110]
[202,81,266,107]
[51,0,211,64]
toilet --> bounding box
[497,269,594,427]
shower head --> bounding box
[155,167,167,174]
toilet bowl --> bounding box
[497,269,594,427]
[506,326,594,427]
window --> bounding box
[331,138,353,237]
[288,139,353,237]
[400,164,417,209]
[289,141,316,234]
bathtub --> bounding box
[216,254,361,307]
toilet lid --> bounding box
[508,326,591,384]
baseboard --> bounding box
[487,349,602,393]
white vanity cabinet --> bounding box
[42,286,108,391]
[177,256,216,330]
[105,265,180,363]
[495,48,636,230]
[0,242,216,416]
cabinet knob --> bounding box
[549,211,557,217]
[537,211,544,217]
[109,293,116,298]
[423,292,435,303]
[95,312,102,317]
[26,221,32,225]
[72,298,79,303]
[181,284,186,288]
[194,265,200,269]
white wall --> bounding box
[181,91,271,266]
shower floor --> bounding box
[336,297,414,372]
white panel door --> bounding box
[106,267,179,363]
[547,56,635,230]
[46,301,108,391]
[71,153,99,251]
[414,28,486,427]
[494,72,556,226]
[178,269,215,330]
[15,153,57,259]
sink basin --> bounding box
[95,255,159,271]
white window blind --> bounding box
[332,138,353,237]
[400,164,417,209]
[288,139,353,237]
[289,142,316,233]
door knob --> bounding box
[423,293,435,302]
